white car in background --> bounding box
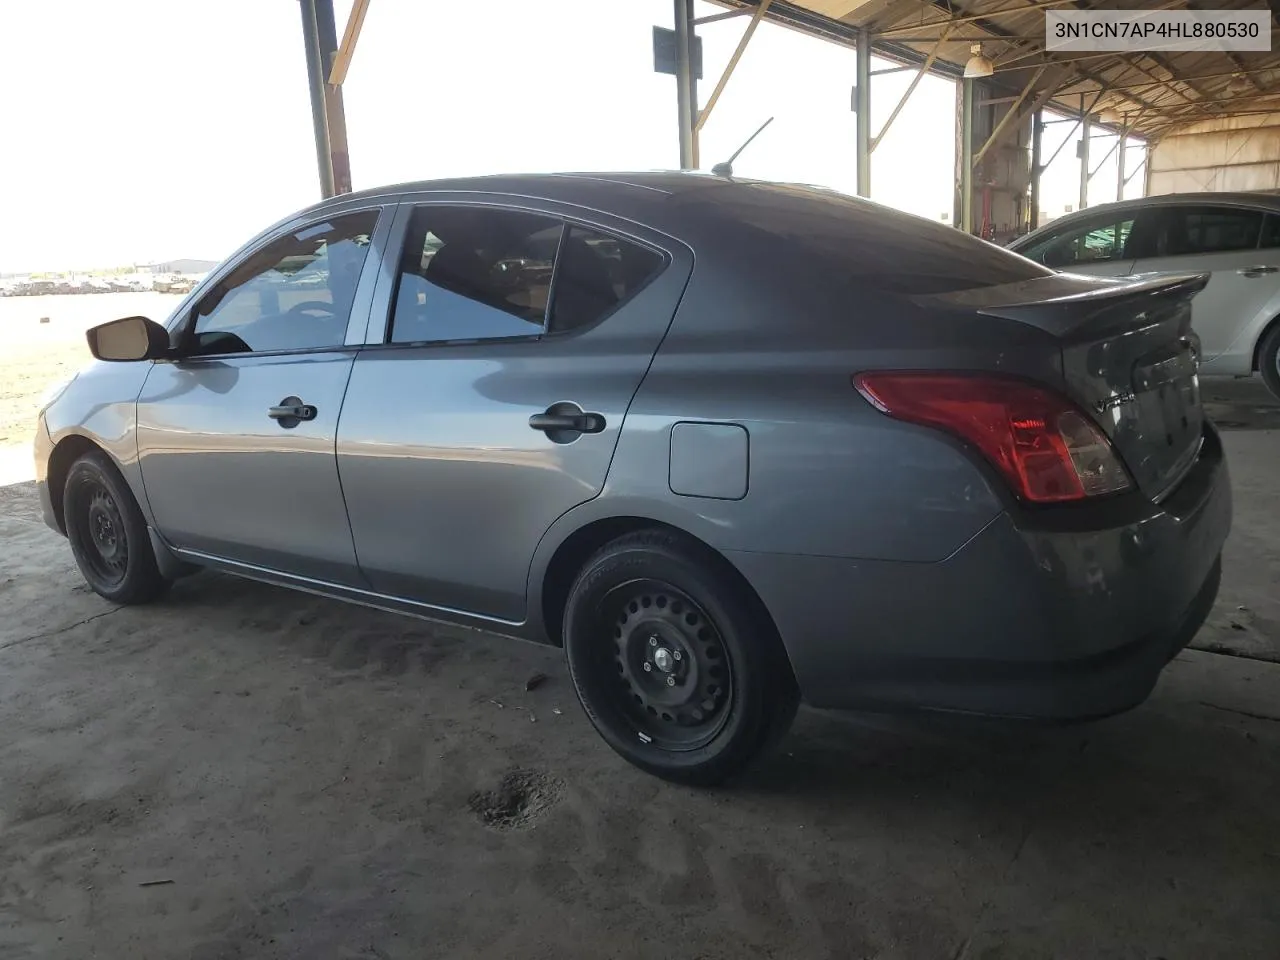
[1009,192,1280,399]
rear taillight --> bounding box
[853,372,1131,504]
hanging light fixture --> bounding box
[1227,73,1253,95]
[963,43,994,79]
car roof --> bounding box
[1075,190,1280,213]
[1015,190,1280,247]
[331,170,726,202]
[304,170,736,222]
[296,170,880,235]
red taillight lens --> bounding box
[853,372,1131,504]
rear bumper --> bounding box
[728,424,1232,720]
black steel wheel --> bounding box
[63,451,169,604]
[564,529,799,786]
[604,580,733,751]
[69,478,130,587]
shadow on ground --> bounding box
[1202,375,1280,431]
[1,384,1278,958]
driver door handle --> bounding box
[269,402,317,421]
[1237,265,1279,277]
[529,412,605,434]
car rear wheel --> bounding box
[64,451,169,605]
[1259,322,1280,401]
[563,530,798,786]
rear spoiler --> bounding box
[923,271,1210,338]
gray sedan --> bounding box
[35,173,1231,784]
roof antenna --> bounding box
[711,116,775,178]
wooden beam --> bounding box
[871,27,951,151]
[695,0,774,133]
[329,0,371,86]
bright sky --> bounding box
[0,0,1142,273]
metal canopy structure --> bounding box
[713,0,1280,139]
[298,0,1280,237]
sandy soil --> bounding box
[2,298,1280,957]
[3,493,1280,959]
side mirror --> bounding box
[86,316,170,362]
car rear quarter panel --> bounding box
[616,225,1068,558]
[527,229,1070,640]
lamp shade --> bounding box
[963,43,993,79]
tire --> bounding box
[1259,322,1280,401]
[563,529,799,786]
[63,451,169,605]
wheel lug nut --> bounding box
[642,662,652,672]
[666,676,676,687]
[673,651,682,661]
[649,637,658,647]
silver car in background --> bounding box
[1009,191,1280,398]
[35,174,1231,785]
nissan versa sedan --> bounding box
[1009,191,1280,398]
[35,173,1231,785]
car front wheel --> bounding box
[63,451,169,605]
[563,530,798,786]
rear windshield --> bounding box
[700,182,1052,296]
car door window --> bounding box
[1023,217,1136,268]
[548,226,665,332]
[187,210,379,356]
[1259,214,1280,249]
[1157,206,1264,257]
[390,207,561,344]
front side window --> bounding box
[188,210,379,355]
[1159,206,1264,256]
[1023,217,1136,268]
[390,207,560,344]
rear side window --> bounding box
[1158,206,1264,256]
[390,207,665,344]
[391,206,560,344]
[549,226,664,332]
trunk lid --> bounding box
[925,272,1210,501]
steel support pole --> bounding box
[674,0,696,170]
[1029,109,1042,232]
[961,78,975,233]
[685,0,700,168]
[300,0,335,198]
[1078,102,1090,211]
[1116,133,1127,201]
[855,28,871,197]
[315,0,352,195]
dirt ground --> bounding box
[2,298,1280,959]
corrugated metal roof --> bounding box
[714,0,1280,139]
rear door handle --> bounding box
[1237,265,1279,277]
[268,397,317,425]
[528,411,606,434]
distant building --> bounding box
[143,258,218,275]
